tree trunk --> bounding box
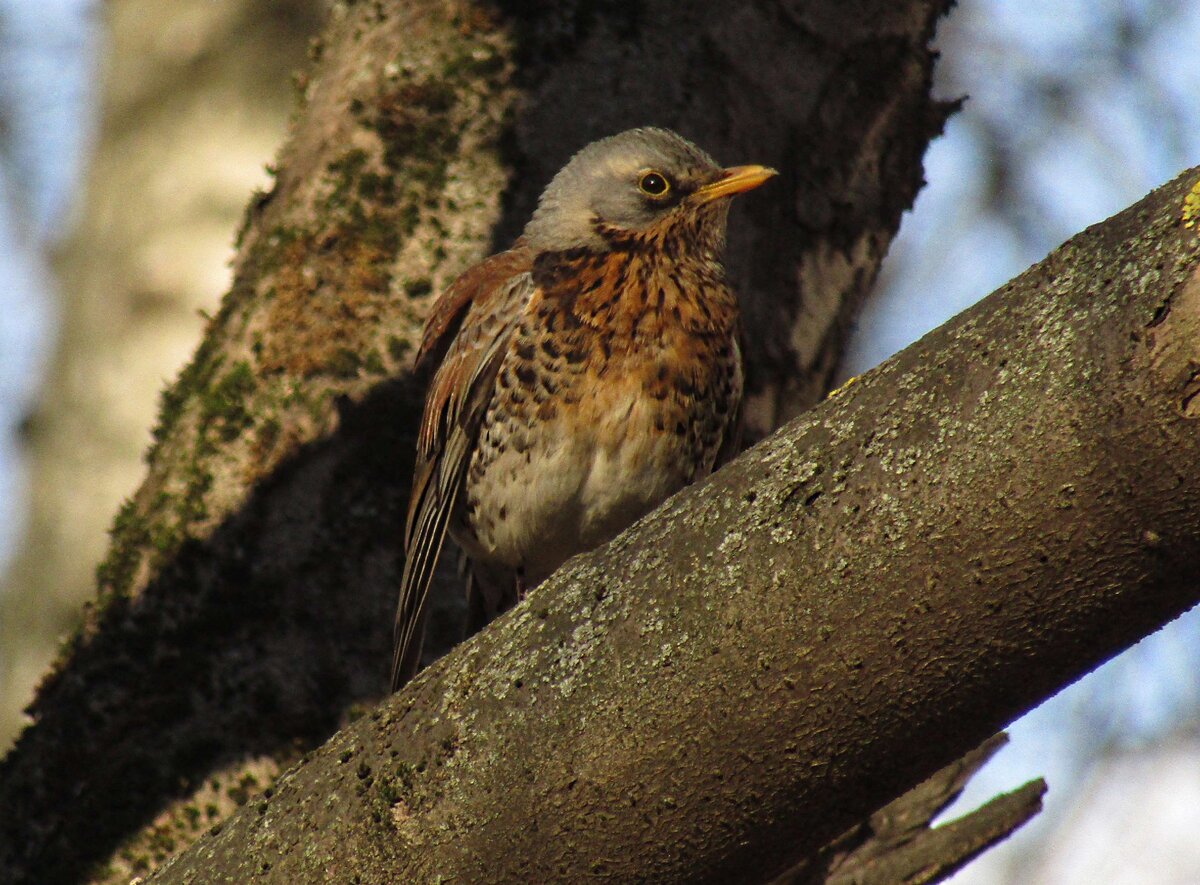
[0,0,325,752]
[152,166,1200,883]
[0,0,952,881]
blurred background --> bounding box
[1,1,1198,881]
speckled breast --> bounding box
[454,246,743,585]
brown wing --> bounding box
[413,240,532,372]
[391,247,535,691]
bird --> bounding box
[391,127,776,691]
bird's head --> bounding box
[522,128,776,256]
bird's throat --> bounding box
[533,241,735,343]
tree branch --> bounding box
[152,169,1200,882]
[778,733,1045,885]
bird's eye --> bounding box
[638,171,670,197]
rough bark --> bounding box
[0,0,952,881]
[149,167,1200,882]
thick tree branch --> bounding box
[152,169,1200,882]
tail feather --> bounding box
[391,480,458,692]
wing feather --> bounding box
[391,253,535,691]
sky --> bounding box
[1,1,1199,881]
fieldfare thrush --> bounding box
[392,127,776,691]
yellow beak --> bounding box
[694,164,778,203]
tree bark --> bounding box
[0,0,952,882]
[150,167,1200,882]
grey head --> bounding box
[521,127,775,253]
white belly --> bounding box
[459,388,700,585]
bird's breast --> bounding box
[458,264,741,585]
